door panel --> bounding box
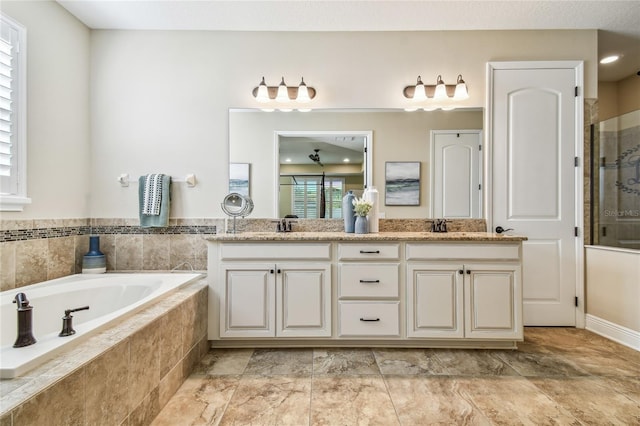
[432,131,481,218]
[490,63,581,326]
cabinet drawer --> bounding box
[220,243,331,260]
[406,243,520,261]
[338,263,400,298]
[338,243,400,260]
[338,302,400,337]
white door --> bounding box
[488,62,583,326]
[432,131,482,218]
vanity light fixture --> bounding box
[252,76,317,112]
[403,74,469,111]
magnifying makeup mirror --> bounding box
[221,193,254,233]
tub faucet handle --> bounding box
[59,306,90,337]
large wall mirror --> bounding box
[229,108,484,219]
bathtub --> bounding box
[0,272,202,379]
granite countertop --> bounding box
[206,231,527,242]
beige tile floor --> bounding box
[152,328,640,425]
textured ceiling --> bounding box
[56,0,640,82]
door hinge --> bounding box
[602,226,607,237]
[575,86,579,97]
[364,147,367,153]
[478,184,482,190]
[574,157,579,167]
[574,227,579,237]
[575,296,579,307]
[479,145,482,151]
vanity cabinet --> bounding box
[406,243,523,341]
[207,234,525,348]
[337,243,401,338]
[217,243,332,338]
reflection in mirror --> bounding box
[229,108,483,219]
[277,131,371,219]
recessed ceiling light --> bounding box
[343,158,350,162]
[285,158,291,162]
[600,55,620,64]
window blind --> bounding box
[0,21,17,193]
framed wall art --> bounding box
[385,161,420,206]
[229,163,250,196]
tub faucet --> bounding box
[13,292,37,348]
[59,306,90,337]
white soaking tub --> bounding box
[0,273,202,379]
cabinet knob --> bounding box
[277,269,281,274]
[359,318,380,322]
[466,270,471,274]
[458,270,464,274]
[270,269,275,274]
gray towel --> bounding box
[139,174,171,228]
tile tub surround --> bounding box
[0,218,220,291]
[0,278,208,426]
[152,328,640,425]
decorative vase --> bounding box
[82,235,106,274]
[363,186,379,233]
[354,215,368,234]
[342,190,356,233]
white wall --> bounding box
[586,246,640,340]
[1,1,91,220]
[89,29,597,218]
[0,3,599,220]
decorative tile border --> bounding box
[0,224,217,243]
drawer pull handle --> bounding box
[359,318,380,322]
[359,279,380,283]
[359,250,380,254]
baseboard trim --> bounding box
[585,314,640,351]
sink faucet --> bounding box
[13,292,37,348]
[272,218,296,232]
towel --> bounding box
[139,174,171,228]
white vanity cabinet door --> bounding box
[406,264,464,338]
[220,263,275,338]
[464,263,523,340]
[277,263,331,337]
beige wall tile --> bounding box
[158,362,184,410]
[116,234,143,271]
[47,237,75,280]
[129,387,160,426]
[12,367,85,425]
[0,219,34,231]
[0,242,16,291]
[143,234,170,271]
[169,234,198,270]
[85,340,131,425]
[159,306,182,377]
[129,321,160,409]
[15,239,47,287]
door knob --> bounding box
[495,226,514,234]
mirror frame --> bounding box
[273,130,373,218]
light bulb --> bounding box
[453,75,469,100]
[275,77,289,103]
[255,77,270,103]
[433,75,447,100]
[413,76,427,101]
[296,77,311,103]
